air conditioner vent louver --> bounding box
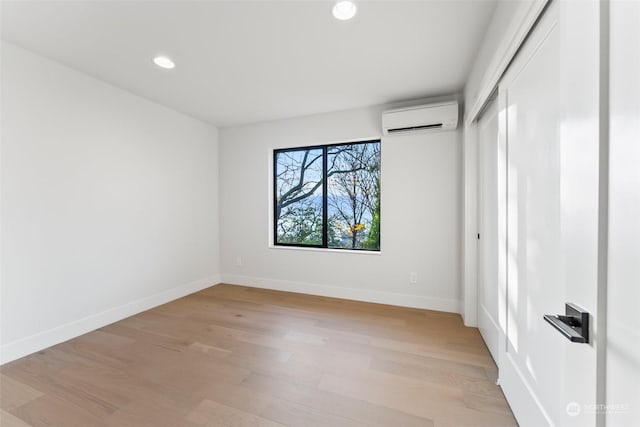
[386,123,443,134]
[382,100,458,135]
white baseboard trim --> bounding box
[221,274,461,314]
[478,304,500,363]
[0,275,221,365]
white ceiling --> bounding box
[1,1,497,128]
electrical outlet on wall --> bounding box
[236,256,243,267]
[409,272,418,284]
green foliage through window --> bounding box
[274,140,381,251]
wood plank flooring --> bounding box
[0,284,517,427]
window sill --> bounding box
[268,245,381,256]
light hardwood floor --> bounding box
[0,284,517,427]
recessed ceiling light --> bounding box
[153,56,175,69]
[332,1,357,21]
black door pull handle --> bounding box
[543,303,589,343]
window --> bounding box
[274,140,381,251]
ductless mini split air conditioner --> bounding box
[382,100,459,135]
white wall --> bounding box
[0,42,220,363]
[219,106,462,312]
[607,1,640,424]
[464,0,546,120]
[464,0,522,117]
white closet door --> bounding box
[477,94,499,363]
[497,1,600,426]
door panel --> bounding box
[497,1,600,425]
[477,95,500,363]
[556,2,601,425]
[500,5,563,425]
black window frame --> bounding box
[273,139,381,251]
